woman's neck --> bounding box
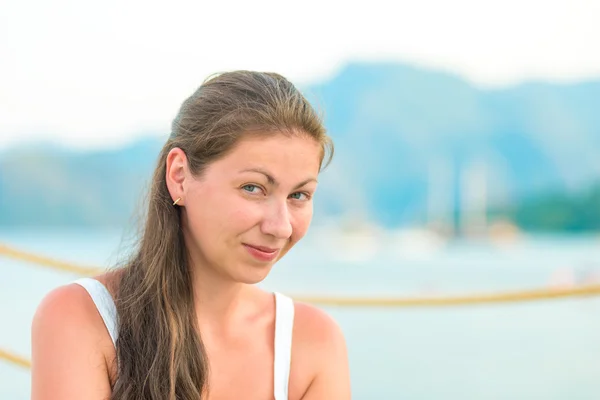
[195,271,246,315]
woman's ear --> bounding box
[166,147,188,206]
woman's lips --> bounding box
[243,243,280,262]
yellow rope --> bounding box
[0,243,102,276]
[2,241,600,306]
[2,241,600,370]
[0,348,31,369]
[2,285,600,370]
[293,283,600,307]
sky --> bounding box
[1,0,599,149]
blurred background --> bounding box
[2,0,600,398]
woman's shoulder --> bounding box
[32,271,123,352]
[33,278,100,330]
[32,272,118,341]
[287,299,351,398]
[291,300,346,348]
[257,288,347,365]
[31,273,117,398]
[264,289,345,347]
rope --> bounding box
[0,348,31,369]
[0,243,102,276]
[2,241,600,370]
[293,283,600,307]
[3,241,600,307]
[2,284,600,370]
[2,241,600,306]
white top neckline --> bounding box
[74,277,294,400]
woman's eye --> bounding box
[290,192,310,201]
[242,184,261,193]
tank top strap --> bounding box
[73,277,118,346]
[72,279,294,398]
[273,291,295,400]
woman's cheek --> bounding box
[291,206,313,240]
[226,198,264,225]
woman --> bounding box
[31,71,351,399]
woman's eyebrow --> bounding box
[293,178,318,190]
[240,168,276,185]
[239,168,317,189]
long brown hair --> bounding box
[111,71,333,399]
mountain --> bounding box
[0,138,162,227]
[1,61,599,229]
[307,63,600,226]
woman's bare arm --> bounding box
[31,284,113,400]
[295,303,352,400]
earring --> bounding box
[173,197,181,206]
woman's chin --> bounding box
[232,262,276,285]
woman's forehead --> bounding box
[207,134,322,180]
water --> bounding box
[2,228,600,399]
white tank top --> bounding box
[74,278,294,399]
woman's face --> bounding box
[167,132,322,284]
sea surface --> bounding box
[1,228,600,399]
